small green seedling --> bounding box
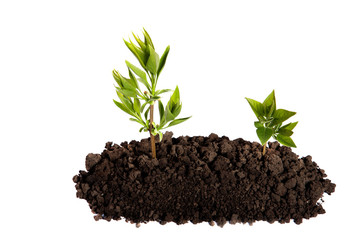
[245,90,298,155]
[113,29,191,159]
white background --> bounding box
[0,0,359,239]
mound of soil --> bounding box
[73,132,336,226]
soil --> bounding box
[73,132,336,226]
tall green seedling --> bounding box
[113,29,191,159]
[246,90,298,155]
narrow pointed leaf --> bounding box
[133,98,141,114]
[143,28,154,49]
[129,118,145,126]
[130,39,147,62]
[281,121,298,131]
[123,39,147,70]
[116,91,133,111]
[263,90,276,118]
[263,90,275,107]
[116,72,133,90]
[146,45,159,74]
[170,86,180,104]
[172,103,182,118]
[256,127,273,145]
[167,116,191,128]
[116,72,136,92]
[158,100,165,122]
[157,45,170,76]
[270,109,296,126]
[278,128,293,136]
[126,61,148,84]
[112,70,123,87]
[165,104,175,122]
[132,33,147,51]
[245,97,264,119]
[277,134,297,147]
[144,106,150,120]
[128,69,139,89]
[113,100,136,117]
[155,89,172,96]
[117,88,138,98]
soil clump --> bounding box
[73,132,336,226]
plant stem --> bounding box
[149,104,156,159]
[263,142,267,156]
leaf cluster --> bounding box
[113,29,190,141]
[245,90,298,148]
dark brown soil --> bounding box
[73,132,336,226]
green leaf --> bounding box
[157,45,170,76]
[143,28,154,49]
[117,88,138,98]
[167,116,191,128]
[263,90,275,107]
[158,100,165,123]
[263,90,276,118]
[170,86,180,104]
[129,118,145,126]
[270,109,296,126]
[165,104,175,122]
[172,103,182,118]
[245,97,264,120]
[144,106,150,120]
[132,33,147,52]
[281,121,298,131]
[277,134,297,147]
[278,128,293,137]
[146,45,159,75]
[126,61,149,89]
[114,71,135,91]
[115,72,136,92]
[116,91,133,111]
[155,89,172,96]
[113,99,136,117]
[256,127,273,145]
[158,131,163,141]
[124,39,147,70]
[126,60,146,79]
[139,126,147,132]
[128,68,139,89]
[254,121,263,128]
[112,70,123,87]
[163,86,182,120]
[133,98,141,114]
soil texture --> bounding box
[73,132,336,226]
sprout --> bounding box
[113,29,191,159]
[245,90,298,155]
